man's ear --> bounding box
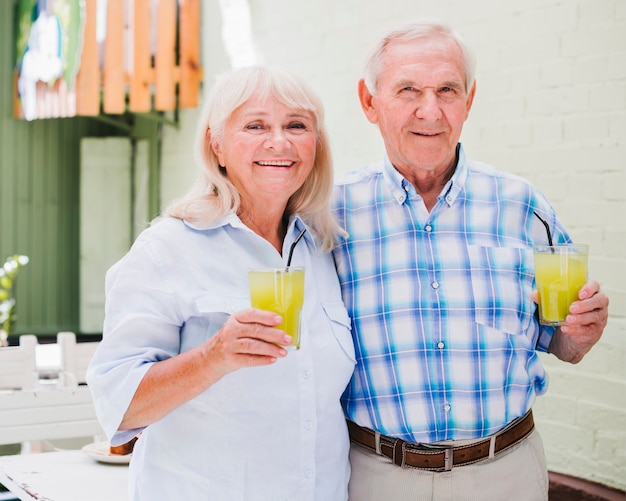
[358,79,379,124]
[464,81,477,119]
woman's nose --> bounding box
[264,128,291,149]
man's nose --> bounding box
[415,92,443,120]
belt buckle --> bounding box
[375,432,404,466]
[419,443,454,471]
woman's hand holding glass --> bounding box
[205,308,291,375]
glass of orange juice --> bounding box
[248,267,305,350]
[533,244,588,325]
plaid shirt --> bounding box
[332,144,570,443]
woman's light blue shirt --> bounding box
[87,214,355,501]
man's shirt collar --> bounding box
[382,143,468,207]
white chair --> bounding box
[0,334,104,452]
[0,385,103,447]
[0,335,38,391]
[57,331,99,386]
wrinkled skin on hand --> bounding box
[535,279,609,364]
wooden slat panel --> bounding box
[12,0,202,119]
[129,0,152,112]
[154,0,177,111]
[103,0,126,114]
[75,0,100,116]
[179,0,201,108]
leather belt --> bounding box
[347,410,534,471]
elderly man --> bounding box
[332,19,609,501]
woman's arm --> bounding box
[119,308,291,429]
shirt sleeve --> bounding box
[86,236,184,445]
[536,324,556,353]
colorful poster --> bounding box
[14,0,85,120]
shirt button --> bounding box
[303,370,311,379]
[398,195,406,203]
[437,341,444,349]
[446,196,452,203]
[432,281,439,289]
[304,420,312,430]
[305,469,313,478]
[425,224,432,232]
[404,184,410,192]
[444,404,451,412]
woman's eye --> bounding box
[287,122,307,130]
[246,123,264,130]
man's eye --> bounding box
[440,86,453,93]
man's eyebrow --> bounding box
[394,79,418,89]
[392,79,464,90]
[440,80,464,89]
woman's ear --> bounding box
[207,129,223,163]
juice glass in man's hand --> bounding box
[533,244,588,326]
[248,267,305,350]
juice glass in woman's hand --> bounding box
[248,267,305,350]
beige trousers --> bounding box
[348,429,549,501]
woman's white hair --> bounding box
[163,65,345,251]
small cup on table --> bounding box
[248,266,305,350]
[533,244,588,326]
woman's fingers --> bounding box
[207,309,290,372]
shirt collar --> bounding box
[382,143,468,207]
[182,212,317,249]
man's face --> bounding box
[360,37,475,179]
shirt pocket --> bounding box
[187,294,250,346]
[467,245,534,336]
[321,302,356,364]
[195,294,249,314]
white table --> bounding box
[0,450,128,501]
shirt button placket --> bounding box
[300,362,316,492]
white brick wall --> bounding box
[162,0,626,490]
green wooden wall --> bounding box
[0,0,162,339]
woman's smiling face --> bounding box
[211,92,318,211]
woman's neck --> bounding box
[239,205,287,255]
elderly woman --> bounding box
[87,66,355,500]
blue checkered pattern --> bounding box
[332,144,571,443]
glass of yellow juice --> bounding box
[248,267,305,350]
[533,244,588,326]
